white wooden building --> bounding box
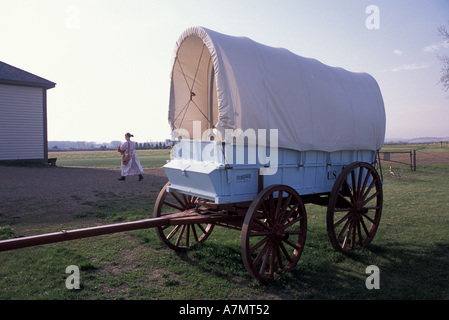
[0,61,56,163]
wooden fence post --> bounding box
[413,150,416,171]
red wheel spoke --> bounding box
[279,241,292,263]
[276,245,284,270]
[182,194,188,205]
[356,221,363,248]
[249,236,270,254]
[252,216,271,232]
[162,200,184,212]
[342,219,356,250]
[249,231,271,238]
[337,218,351,244]
[274,190,283,220]
[195,223,208,235]
[362,179,377,200]
[269,194,275,220]
[360,171,372,198]
[282,237,303,251]
[256,242,271,271]
[268,244,277,276]
[333,207,352,213]
[350,170,357,198]
[360,216,371,237]
[191,224,199,242]
[342,179,356,205]
[154,182,214,251]
[281,202,299,225]
[175,225,186,247]
[265,243,274,277]
[279,194,293,222]
[362,190,381,206]
[327,163,382,252]
[260,202,270,218]
[241,185,307,282]
[333,194,353,212]
[283,215,303,230]
[185,225,190,247]
[171,192,186,209]
[167,225,181,241]
[361,210,378,224]
[334,212,351,229]
[356,167,364,198]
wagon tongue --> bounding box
[0,211,241,252]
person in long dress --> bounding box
[117,133,144,181]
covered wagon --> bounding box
[156,26,386,281]
[0,27,386,282]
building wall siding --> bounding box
[0,84,45,161]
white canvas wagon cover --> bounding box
[169,26,386,152]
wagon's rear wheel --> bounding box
[154,182,214,251]
[241,185,307,282]
[327,162,383,252]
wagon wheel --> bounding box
[241,185,307,282]
[154,182,214,251]
[327,162,383,252]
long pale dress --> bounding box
[119,140,144,176]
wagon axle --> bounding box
[0,161,383,282]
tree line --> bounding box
[49,140,170,150]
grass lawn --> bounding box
[0,146,448,301]
[49,149,171,168]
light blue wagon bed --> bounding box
[154,27,386,282]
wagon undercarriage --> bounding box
[153,160,383,281]
[0,160,383,282]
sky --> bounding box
[1,0,448,143]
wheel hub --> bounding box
[271,225,287,239]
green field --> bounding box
[1,146,448,301]
[49,149,171,168]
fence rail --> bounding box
[379,150,416,171]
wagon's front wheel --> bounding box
[154,182,214,251]
[327,162,383,252]
[241,185,307,282]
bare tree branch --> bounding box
[437,23,449,94]
[438,25,449,39]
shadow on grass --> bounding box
[173,238,449,300]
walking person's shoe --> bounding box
[138,174,144,181]
[118,176,125,181]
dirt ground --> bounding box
[0,166,168,231]
[1,151,448,231]
[382,151,449,167]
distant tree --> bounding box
[438,22,449,95]
[110,141,122,149]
